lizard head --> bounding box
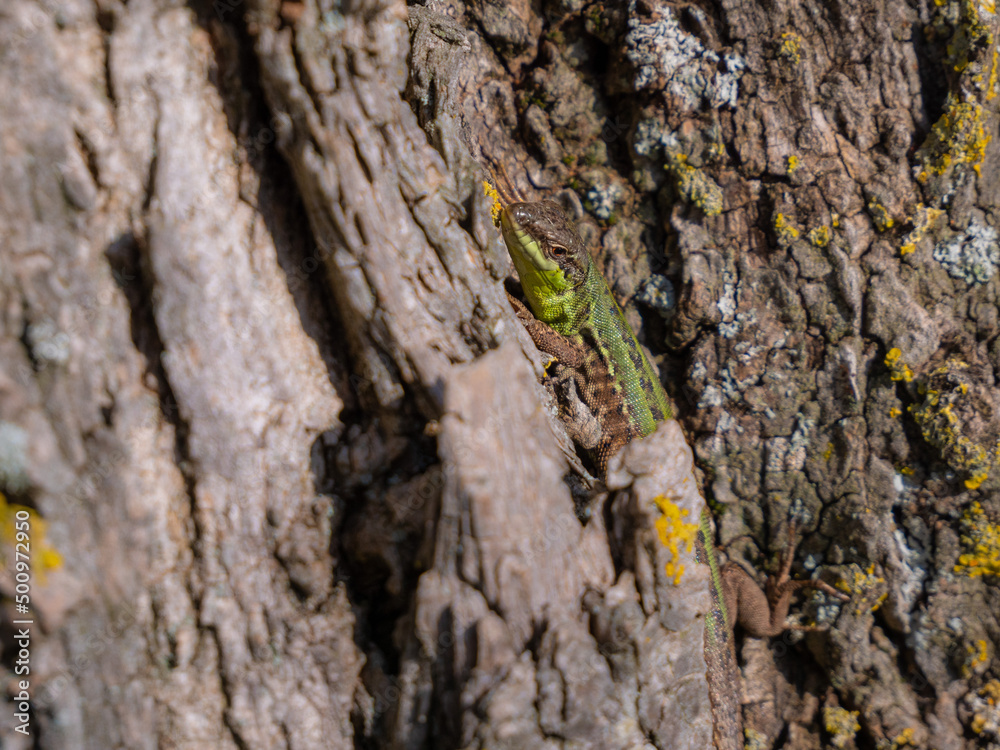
[499,201,591,315]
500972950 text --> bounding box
[12,508,33,736]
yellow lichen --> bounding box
[969,679,1000,736]
[823,442,834,460]
[988,45,999,100]
[909,359,1000,489]
[786,154,801,174]
[962,638,991,677]
[823,706,861,748]
[665,153,723,216]
[942,0,995,78]
[899,465,914,475]
[483,181,503,228]
[809,225,831,247]
[888,727,919,748]
[0,492,63,585]
[955,501,1000,578]
[743,728,767,750]
[774,212,801,244]
[900,202,945,252]
[889,407,902,418]
[778,31,804,65]
[916,93,991,179]
[653,495,699,585]
[836,563,886,614]
[965,468,989,490]
[868,198,895,231]
[983,680,1000,701]
[885,348,914,382]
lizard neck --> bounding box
[522,261,598,337]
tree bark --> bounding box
[0,1,998,749]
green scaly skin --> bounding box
[499,199,742,749]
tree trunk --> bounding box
[1,1,997,749]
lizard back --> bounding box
[571,262,672,472]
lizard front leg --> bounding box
[506,291,584,366]
[506,291,602,450]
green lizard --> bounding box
[491,181,847,749]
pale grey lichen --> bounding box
[932,220,999,284]
[26,320,71,365]
[633,118,678,157]
[813,600,843,626]
[714,54,746,108]
[889,527,927,624]
[697,383,725,409]
[319,9,346,35]
[624,0,745,112]
[892,469,921,495]
[716,270,738,320]
[764,417,813,473]
[0,422,30,494]
[715,409,739,435]
[787,416,814,471]
[717,320,740,339]
[635,275,676,315]
[719,310,757,339]
[626,4,702,93]
[717,360,762,402]
[585,181,624,220]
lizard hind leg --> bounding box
[721,562,788,639]
[722,523,849,638]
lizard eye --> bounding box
[550,245,568,258]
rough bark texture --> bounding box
[1,1,999,750]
